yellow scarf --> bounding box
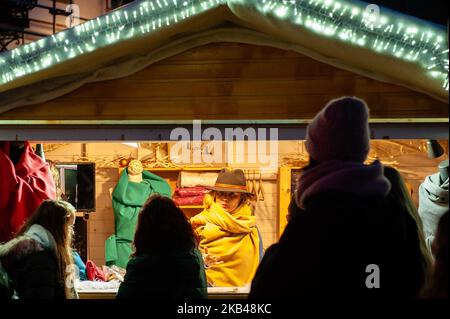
[190,194,260,287]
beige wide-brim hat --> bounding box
[206,168,252,194]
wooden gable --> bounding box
[1,42,447,121]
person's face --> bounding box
[216,191,242,213]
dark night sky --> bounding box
[367,0,448,26]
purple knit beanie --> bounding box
[306,96,370,163]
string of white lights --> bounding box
[0,0,225,86]
[257,0,448,90]
[0,0,447,91]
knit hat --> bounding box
[306,96,370,163]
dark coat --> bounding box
[9,250,66,299]
[0,238,66,299]
[249,191,426,299]
[116,248,207,299]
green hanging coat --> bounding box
[105,169,172,269]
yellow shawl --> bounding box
[190,194,260,287]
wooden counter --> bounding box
[78,287,249,299]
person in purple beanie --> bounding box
[250,97,427,299]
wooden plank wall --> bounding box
[44,142,280,266]
[43,140,448,266]
[1,43,448,120]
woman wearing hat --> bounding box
[190,168,261,287]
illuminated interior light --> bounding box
[275,6,288,18]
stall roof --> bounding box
[0,0,448,115]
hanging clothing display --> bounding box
[0,142,56,243]
[173,187,209,206]
[177,171,219,188]
[191,194,260,287]
[418,173,449,252]
[105,169,172,269]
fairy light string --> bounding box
[0,0,447,90]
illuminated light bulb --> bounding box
[275,6,288,18]
[406,27,418,34]
[339,31,349,40]
[324,27,335,36]
[68,49,76,58]
[37,39,46,48]
[429,71,440,78]
[42,55,52,67]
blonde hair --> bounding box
[16,200,75,299]
[47,160,62,200]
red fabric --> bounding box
[86,260,106,282]
[173,195,205,206]
[0,142,56,242]
[174,187,209,198]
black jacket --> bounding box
[249,191,426,299]
[10,250,66,299]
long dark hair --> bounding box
[133,194,196,256]
[16,200,75,298]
